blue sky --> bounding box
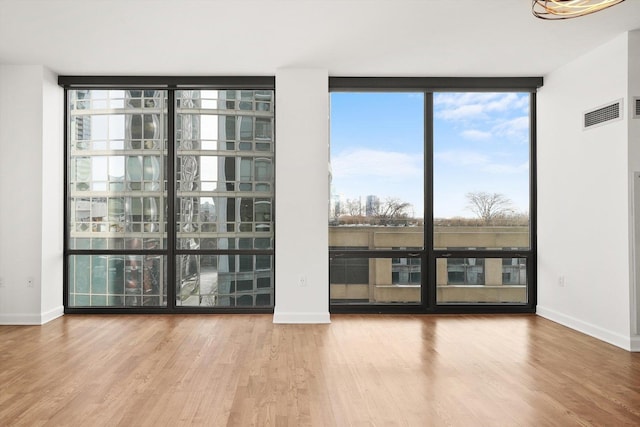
[330,92,530,219]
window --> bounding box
[329,77,540,312]
[433,92,531,305]
[392,257,421,284]
[329,92,424,306]
[67,90,168,307]
[444,258,485,285]
[63,78,275,311]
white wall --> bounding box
[628,30,640,348]
[40,68,64,322]
[0,65,63,324]
[538,34,633,350]
[273,68,330,323]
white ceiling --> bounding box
[1,0,639,77]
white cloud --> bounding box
[457,116,529,144]
[435,150,489,166]
[436,150,528,174]
[437,103,486,121]
[435,92,504,107]
[461,129,492,140]
[435,93,528,121]
[493,116,529,139]
[481,162,529,174]
[332,148,422,179]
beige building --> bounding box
[330,225,529,304]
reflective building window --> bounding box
[175,90,274,307]
[68,90,168,307]
[66,87,274,309]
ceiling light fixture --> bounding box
[532,0,625,20]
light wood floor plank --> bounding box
[1,314,639,426]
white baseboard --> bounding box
[0,313,44,325]
[273,310,331,324]
[41,306,64,324]
[0,306,64,325]
[537,306,633,351]
[631,335,640,352]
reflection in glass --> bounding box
[68,255,167,307]
[177,255,273,307]
[67,90,168,307]
[175,90,275,308]
[67,89,274,310]
[68,90,167,249]
[176,90,274,245]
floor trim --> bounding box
[273,310,331,324]
[0,306,64,325]
[537,305,633,351]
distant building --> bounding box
[329,225,528,304]
[366,195,379,217]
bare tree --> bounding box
[466,192,514,224]
[344,198,363,217]
[370,197,412,225]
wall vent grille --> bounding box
[583,99,623,130]
[634,97,640,119]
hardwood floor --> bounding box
[1,314,639,426]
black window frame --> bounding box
[328,77,542,314]
[60,76,276,314]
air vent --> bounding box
[583,99,623,130]
[634,97,640,119]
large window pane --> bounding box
[329,92,424,307]
[177,255,273,307]
[67,90,168,309]
[433,93,530,251]
[66,84,275,312]
[329,85,534,310]
[175,90,274,308]
[68,90,168,250]
[176,90,274,246]
[329,93,424,247]
[68,255,167,307]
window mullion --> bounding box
[167,89,177,310]
[425,92,435,310]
